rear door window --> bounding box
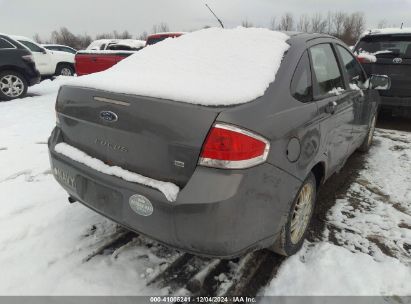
[309,44,345,97]
[0,38,15,49]
[356,35,411,59]
[336,45,367,89]
[291,51,313,102]
[18,40,44,53]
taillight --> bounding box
[21,54,34,63]
[198,123,270,169]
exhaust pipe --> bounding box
[68,196,77,204]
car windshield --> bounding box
[356,35,411,59]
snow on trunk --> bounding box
[69,27,290,106]
[54,143,180,202]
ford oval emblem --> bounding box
[100,111,118,122]
[393,58,403,64]
[129,194,153,216]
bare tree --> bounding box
[33,33,43,44]
[297,14,310,32]
[278,13,294,31]
[112,30,133,39]
[352,12,366,42]
[95,33,114,39]
[138,31,148,41]
[326,12,333,34]
[310,13,328,33]
[377,19,388,29]
[332,11,346,38]
[241,20,254,28]
[151,23,170,34]
[269,17,276,30]
[340,13,365,45]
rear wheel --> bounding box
[358,114,377,152]
[55,63,74,76]
[0,71,28,101]
[270,172,317,256]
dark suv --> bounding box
[0,34,40,101]
[354,29,411,115]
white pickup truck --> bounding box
[9,35,75,77]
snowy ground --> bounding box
[0,78,410,295]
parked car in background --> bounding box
[145,32,185,46]
[0,34,40,100]
[86,39,122,51]
[354,28,411,115]
[49,28,390,258]
[43,44,77,54]
[5,35,76,77]
[75,40,145,76]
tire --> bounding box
[358,114,377,153]
[270,172,317,256]
[55,63,74,76]
[0,71,28,101]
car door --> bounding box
[17,40,53,75]
[309,43,354,175]
[335,44,373,149]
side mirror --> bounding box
[41,49,48,54]
[369,75,391,90]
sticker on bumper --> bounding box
[129,194,153,216]
[53,167,76,189]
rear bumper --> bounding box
[48,128,301,258]
[26,69,41,86]
[379,96,411,108]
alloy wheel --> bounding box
[290,182,314,244]
[0,75,24,98]
[367,115,377,146]
[60,68,73,76]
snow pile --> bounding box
[264,242,411,296]
[264,129,411,296]
[328,87,345,95]
[69,27,290,106]
[54,142,179,202]
[0,79,178,295]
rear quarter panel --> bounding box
[217,39,323,185]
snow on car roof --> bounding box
[86,39,121,50]
[42,44,74,48]
[362,28,411,37]
[111,39,146,49]
[69,27,290,106]
[147,32,187,37]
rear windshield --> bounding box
[146,37,168,46]
[356,35,411,59]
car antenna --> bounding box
[205,3,225,28]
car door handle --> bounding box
[325,101,338,114]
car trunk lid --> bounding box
[56,85,222,187]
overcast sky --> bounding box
[0,0,410,39]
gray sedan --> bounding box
[48,32,389,258]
